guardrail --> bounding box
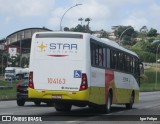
[0,86,13,90]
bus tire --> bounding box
[17,99,25,106]
[99,92,112,113]
[126,93,134,109]
[55,103,72,112]
[105,92,112,113]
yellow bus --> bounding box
[28,32,141,113]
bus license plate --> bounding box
[52,95,62,99]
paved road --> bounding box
[0,92,160,123]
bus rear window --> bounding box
[36,33,83,39]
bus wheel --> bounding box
[126,93,134,109]
[55,103,72,112]
[17,99,25,106]
[105,92,112,113]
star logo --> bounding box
[37,42,47,52]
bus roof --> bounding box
[90,35,139,58]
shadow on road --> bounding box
[22,104,138,121]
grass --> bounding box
[0,80,18,100]
[140,64,160,91]
[140,82,160,91]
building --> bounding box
[0,27,52,70]
[5,27,52,56]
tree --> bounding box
[131,41,156,62]
[64,27,70,31]
[85,18,91,25]
[21,57,29,67]
[148,42,160,54]
[122,35,132,45]
[114,26,135,45]
[78,18,83,25]
[139,26,148,41]
[85,18,92,33]
[147,28,157,37]
[100,30,109,38]
[115,26,135,39]
[140,26,148,33]
[74,24,86,32]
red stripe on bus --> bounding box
[105,70,114,97]
[48,54,68,57]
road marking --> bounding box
[65,120,87,124]
[66,121,77,123]
[0,112,13,115]
[114,111,125,114]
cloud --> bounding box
[0,0,54,17]
[48,0,154,31]
[48,0,112,30]
[121,1,160,31]
[0,0,160,38]
[4,16,12,24]
[122,16,148,31]
[148,3,160,29]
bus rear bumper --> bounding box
[28,88,89,101]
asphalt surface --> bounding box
[0,91,160,124]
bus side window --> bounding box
[110,50,119,70]
[110,50,113,69]
[106,48,110,68]
[90,42,95,66]
[119,52,124,71]
[90,41,105,68]
[102,48,106,68]
[134,58,140,84]
[130,57,133,73]
[127,56,131,73]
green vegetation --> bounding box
[0,80,18,100]
[140,82,160,92]
[140,64,160,91]
[63,23,160,63]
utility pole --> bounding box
[60,4,82,31]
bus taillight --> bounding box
[80,73,88,91]
[29,71,34,89]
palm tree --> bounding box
[78,18,83,25]
[85,18,91,33]
[85,18,91,25]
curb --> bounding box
[0,98,16,101]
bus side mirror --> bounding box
[139,62,144,75]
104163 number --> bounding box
[48,78,66,84]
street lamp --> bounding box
[60,4,82,31]
[19,34,24,67]
[119,26,133,45]
[155,44,160,89]
[0,44,5,75]
[20,36,22,67]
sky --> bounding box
[0,0,160,39]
